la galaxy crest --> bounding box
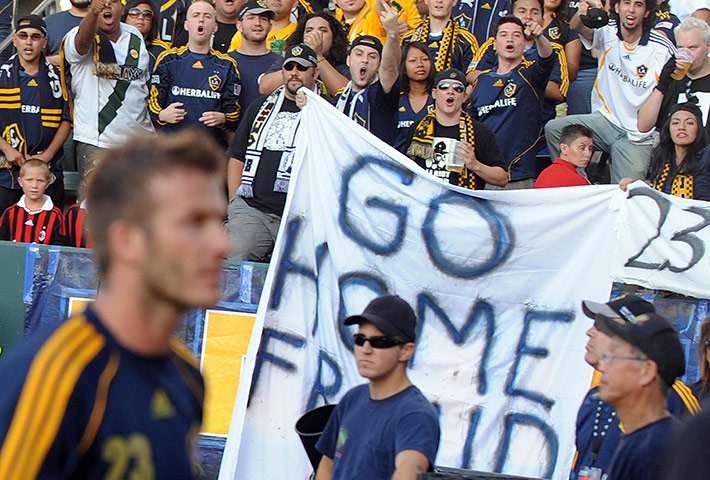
[504,82,517,98]
[547,26,560,40]
[636,64,648,78]
[209,74,222,91]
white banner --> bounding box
[612,180,710,299]
[219,92,623,480]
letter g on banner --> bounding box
[423,191,514,278]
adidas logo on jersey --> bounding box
[481,2,491,9]
[27,79,38,86]
[429,41,439,49]
[151,388,176,419]
[493,79,503,87]
[25,219,33,226]
[192,60,204,69]
[399,106,406,112]
[622,54,631,60]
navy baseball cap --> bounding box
[582,294,655,324]
[15,14,47,35]
[595,312,685,386]
[238,0,276,20]
[435,68,467,87]
[350,35,383,56]
[284,44,318,68]
[344,295,416,342]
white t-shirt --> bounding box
[582,24,675,143]
[670,0,710,21]
[64,23,154,148]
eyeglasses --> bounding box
[599,351,647,365]
[16,31,44,41]
[353,333,408,349]
[437,81,465,93]
[283,62,311,72]
[127,8,154,18]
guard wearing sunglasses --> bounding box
[315,295,440,480]
[0,15,70,214]
[404,68,508,189]
[149,0,241,145]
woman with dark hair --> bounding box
[621,103,710,200]
[395,42,434,151]
[543,0,580,82]
[122,0,169,70]
[285,11,351,95]
[692,317,710,409]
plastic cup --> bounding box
[671,47,695,80]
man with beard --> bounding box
[230,0,283,109]
[230,0,298,54]
[44,0,90,66]
[335,0,401,146]
[225,44,323,262]
[60,0,154,181]
[150,0,241,144]
[545,0,675,183]
[213,0,242,53]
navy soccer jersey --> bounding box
[336,80,400,146]
[396,93,434,151]
[150,47,241,135]
[469,54,554,181]
[401,20,479,73]
[0,195,65,245]
[19,71,41,152]
[229,51,283,111]
[606,416,676,480]
[0,307,204,479]
[153,0,188,45]
[452,0,511,46]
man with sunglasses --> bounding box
[226,44,323,263]
[149,0,241,145]
[404,68,508,189]
[571,296,699,480]
[0,15,70,214]
[315,295,440,480]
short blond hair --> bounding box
[19,159,51,180]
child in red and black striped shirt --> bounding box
[0,159,65,245]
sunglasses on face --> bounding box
[128,8,154,18]
[16,31,44,41]
[283,62,310,72]
[437,81,465,93]
[353,333,407,349]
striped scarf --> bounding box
[406,110,479,189]
[654,160,694,199]
[409,18,460,72]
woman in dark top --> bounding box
[286,11,350,96]
[543,0,580,82]
[395,42,435,152]
[122,0,168,71]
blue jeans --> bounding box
[566,68,597,116]
[545,112,653,183]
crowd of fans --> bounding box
[0,0,708,253]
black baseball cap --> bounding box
[595,312,685,386]
[582,294,655,324]
[15,14,47,35]
[435,68,467,87]
[284,44,318,68]
[238,0,276,20]
[350,35,383,56]
[344,295,416,342]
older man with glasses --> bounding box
[315,295,440,480]
[403,68,508,190]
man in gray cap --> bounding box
[315,295,439,480]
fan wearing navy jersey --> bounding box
[571,295,700,480]
[396,42,435,150]
[545,0,675,183]
[0,130,232,479]
[150,0,241,144]
[400,0,479,74]
[469,16,554,188]
[467,0,569,126]
[404,68,508,189]
[653,1,680,44]
[452,0,510,46]
[153,0,188,46]
[335,0,402,146]
[0,15,71,214]
[0,160,66,245]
